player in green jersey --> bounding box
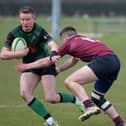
[0,6,85,126]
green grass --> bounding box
[0,16,126,126]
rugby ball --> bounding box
[11,37,27,51]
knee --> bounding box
[64,78,72,87]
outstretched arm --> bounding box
[16,57,52,72]
[57,57,79,73]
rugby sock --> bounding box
[83,99,95,108]
[113,116,124,126]
[28,97,51,120]
[58,92,75,103]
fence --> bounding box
[93,18,126,34]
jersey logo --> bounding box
[43,35,47,40]
[28,44,38,54]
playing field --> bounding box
[0,16,126,126]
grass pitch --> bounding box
[0,16,126,126]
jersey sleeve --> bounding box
[39,28,53,43]
[4,32,15,49]
[58,41,71,57]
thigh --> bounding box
[94,79,113,94]
[66,65,98,84]
[41,75,57,97]
[20,72,40,93]
[88,55,120,82]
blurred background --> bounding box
[0,0,126,38]
[0,0,126,16]
[0,1,126,126]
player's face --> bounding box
[19,13,35,32]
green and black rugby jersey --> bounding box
[4,23,53,63]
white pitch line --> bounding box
[0,104,26,108]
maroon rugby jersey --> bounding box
[58,35,114,62]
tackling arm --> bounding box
[58,57,79,72]
[16,41,59,72]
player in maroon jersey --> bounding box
[16,26,125,126]
[54,26,125,126]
